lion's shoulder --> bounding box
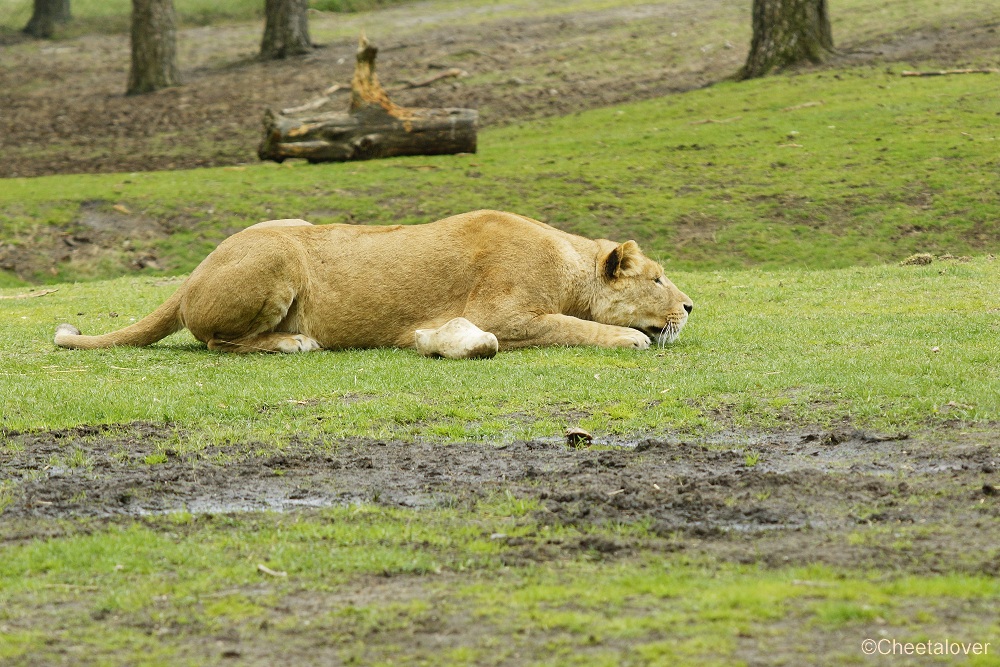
[442,210,588,252]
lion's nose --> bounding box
[683,303,693,314]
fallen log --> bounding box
[258,35,477,163]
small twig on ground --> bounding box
[257,564,287,577]
[690,116,742,125]
[781,101,823,111]
[393,68,467,90]
[0,288,58,300]
[379,42,413,52]
[449,48,504,63]
[203,588,251,599]
[281,97,331,115]
[901,68,999,77]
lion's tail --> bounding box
[54,289,185,350]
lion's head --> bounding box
[590,240,693,345]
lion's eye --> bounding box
[654,277,665,286]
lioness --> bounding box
[54,210,693,356]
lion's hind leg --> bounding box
[187,284,317,354]
[181,230,324,354]
[207,332,321,354]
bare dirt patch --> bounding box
[0,200,173,281]
[838,20,1000,68]
[3,422,998,573]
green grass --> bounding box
[2,257,998,441]
[2,62,998,284]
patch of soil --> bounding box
[837,20,1000,68]
[672,211,728,247]
[3,423,998,574]
[0,200,172,281]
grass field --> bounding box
[2,0,1000,665]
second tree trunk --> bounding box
[740,0,833,79]
[23,0,71,39]
[260,0,311,59]
[127,0,181,95]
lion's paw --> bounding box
[276,334,321,353]
[614,329,651,350]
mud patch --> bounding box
[672,212,728,248]
[2,423,998,572]
[837,21,1000,68]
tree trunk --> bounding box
[260,0,311,60]
[258,36,477,163]
[740,0,834,80]
[127,0,180,95]
[22,0,71,39]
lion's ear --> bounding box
[603,241,644,280]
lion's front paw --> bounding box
[613,329,651,350]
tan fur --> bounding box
[53,210,693,353]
